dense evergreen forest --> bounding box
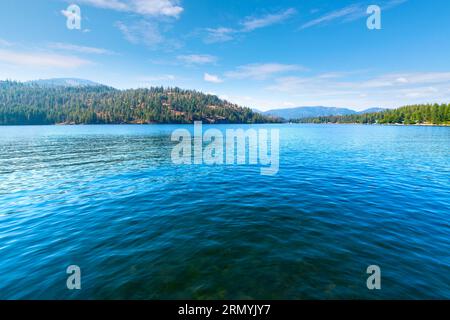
[0,81,277,125]
[294,104,450,125]
[1,80,448,126]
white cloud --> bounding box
[78,0,128,11]
[116,21,163,47]
[226,63,306,80]
[241,8,296,31]
[48,42,115,55]
[177,54,217,65]
[300,0,408,30]
[73,1,184,44]
[0,39,13,47]
[0,49,92,68]
[204,73,223,83]
[204,2,407,42]
[300,4,363,29]
[204,27,236,44]
[383,0,409,10]
[132,0,183,17]
[359,72,450,88]
[204,8,296,43]
[116,20,182,50]
[78,0,183,18]
[266,71,450,109]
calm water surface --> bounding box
[0,124,449,299]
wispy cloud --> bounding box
[0,49,92,68]
[78,0,183,18]
[300,0,408,30]
[116,21,163,48]
[226,63,306,80]
[177,54,218,65]
[266,70,450,109]
[359,72,450,88]
[48,42,116,55]
[383,0,409,10]
[204,8,296,43]
[204,27,236,44]
[204,73,223,83]
[116,18,182,50]
[0,39,14,47]
[241,8,297,32]
[132,0,183,17]
[300,4,363,29]
[77,0,128,11]
[73,1,184,48]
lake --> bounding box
[0,124,449,299]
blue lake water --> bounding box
[0,124,449,299]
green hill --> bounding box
[0,80,278,125]
[294,104,450,125]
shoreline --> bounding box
[0,122,449,127]
[291,122,450,127]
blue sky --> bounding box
[0,0,450,111]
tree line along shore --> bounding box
[293,104,450,125]
[0,81,449,126]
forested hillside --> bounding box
[294,104,450,125]
[0,81,276,125]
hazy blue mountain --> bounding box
[27,78,102,88]
[263,106,357,120]
[357,108,387,114]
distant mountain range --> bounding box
[357,107,387,114]
[260,106,387,120]
[9,78,389,122]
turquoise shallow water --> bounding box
[0,124,449,299]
